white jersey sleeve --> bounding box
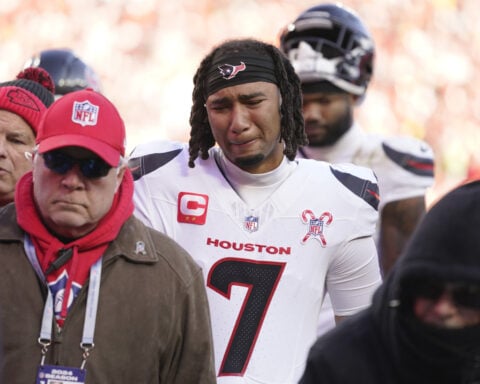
[350,132,434,209]
[327,236,381,315]
[322,162,381,315]
[375,135,434,206]
[130,139,187,231]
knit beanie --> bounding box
[0,67,55,134]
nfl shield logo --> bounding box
[244,215,259,233]
[72,100,99,127]
[308,219,323,235]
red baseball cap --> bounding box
[36,89,125,166]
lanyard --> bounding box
[24,235,102,368]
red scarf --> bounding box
[15,169,134,324]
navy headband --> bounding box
[205,54,278,97]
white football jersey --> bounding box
[130,140,381,383]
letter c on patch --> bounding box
[177,192,209,225]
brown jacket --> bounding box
[0,203,216,383]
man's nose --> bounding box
[303,103,325,123]
[60,165,85,189]
[229,105,250,134]
[431,291,459,316]
[0,137,7,156]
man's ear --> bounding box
[115,166,126,192]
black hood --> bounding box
[371,180,480,383]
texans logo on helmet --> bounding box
[218,62,246,80]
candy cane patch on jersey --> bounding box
[177,192,209,225]
[301,209,333,246]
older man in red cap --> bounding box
[0,89,216,384]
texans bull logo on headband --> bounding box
[206,55,277,96]
[218,62,246,80]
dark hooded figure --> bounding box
[300,180,480,384]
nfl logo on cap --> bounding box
[72,100,99,127]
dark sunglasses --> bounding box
[416,281,480,309]
[42,150,112,179]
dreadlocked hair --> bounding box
[188,38,307,168]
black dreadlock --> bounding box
[188,38,307,168]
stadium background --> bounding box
[1,0,479,203]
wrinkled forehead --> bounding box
[206,81,279,103]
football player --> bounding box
[280,3,434,277]
[129,38,382,383]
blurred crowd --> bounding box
[1,0,478,202]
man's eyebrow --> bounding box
[208,91,267,106]
[8,131,29,139]
[209,96,230,106]
[238,91,266,101]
